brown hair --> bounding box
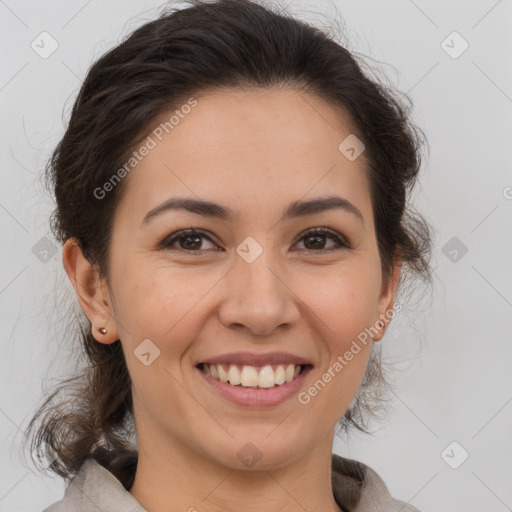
[22,0,433,483]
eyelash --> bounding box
[159,226,350,255]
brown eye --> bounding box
[160,229,217,253]
[159,227,349,255]
[294,228,349,252]
[178,234,203,250]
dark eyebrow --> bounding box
[141,195,364,226]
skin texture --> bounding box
[63,86,401,512]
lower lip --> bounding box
[196,365,313,407]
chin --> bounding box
[206,431,307,471]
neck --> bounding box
[129,421,343,512]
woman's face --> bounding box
[89,87,399,469]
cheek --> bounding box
[301,265,379,337]
[115,258,193,322]
[115,263,223,358]
[301,275,375,410]
[298,266,378,396]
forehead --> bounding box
[115,87,372,226]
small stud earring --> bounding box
[98,327,107,335]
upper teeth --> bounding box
[201,363,302,388]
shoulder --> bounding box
[41,461,88,512]
[331,453,421,512]
[42,457,145,512]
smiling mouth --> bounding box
[196,362,311,389]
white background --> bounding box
[1,1,511,511]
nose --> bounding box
[218,246,300,336]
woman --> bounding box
[26,0,432,510]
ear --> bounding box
[62,238,119,344]
[372,254,402,342]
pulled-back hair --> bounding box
[22,0,433,483]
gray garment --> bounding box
[43,454,420,512]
